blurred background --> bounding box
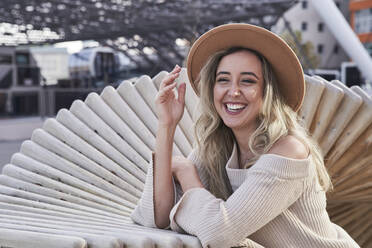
[0,0,372,170]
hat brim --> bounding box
[186,23,305,112]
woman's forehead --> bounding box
[216,50,263,76]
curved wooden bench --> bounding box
[0,69,371,247]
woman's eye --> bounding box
[242,79,255,84]
[216,78,229,83]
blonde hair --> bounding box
[194,47,332,200]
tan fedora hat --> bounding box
[186,23,305,112]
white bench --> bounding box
[0,69,371,247]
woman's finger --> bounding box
[160,65,181,89]
[157,82,177,101]
[160,72,179,89]
[171,64,181,74]
[172,64,181,73]
[161,81,177,93]
[177,82,186,104]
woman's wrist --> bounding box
[177,167,204,192]
[156,124,176,143]
[157,122,177,133]
[180,177,203,192]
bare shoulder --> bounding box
[268,135,309,159]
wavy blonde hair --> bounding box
[194,47,332,200]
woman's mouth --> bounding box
[225,103,246,114]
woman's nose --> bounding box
[228,84,241,97]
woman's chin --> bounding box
[223,120,244,130]
[222,117,257,133]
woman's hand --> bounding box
[155,65,186,128]
[172,156,203,192]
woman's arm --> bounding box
[170,162,308,247]
[153,124,177,228]
[153,65,187,228]
[171,156,204,192]
[169,136,310,247]
[131,65,186,228]
[130,148,208,229]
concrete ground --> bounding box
[0,117,44,172]
[0,140,24,172]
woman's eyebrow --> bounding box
[216,71,230,76]
[241,72,259,79]
[216,71,259,79]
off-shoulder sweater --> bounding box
[131,144,359,248]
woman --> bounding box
[131,24,359,248]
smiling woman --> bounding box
[213,49,264,141]
[131,23,360,248]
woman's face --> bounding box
[213,50,264,134]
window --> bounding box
[318,23,324,32]
[0,55,12,64]
[333,45,339,54]
[302,1,307,9]
[354,8,372,34]
[365,42,372,56]
[15,53,29,65]
[301,22,307,31]
[318,44,324,54]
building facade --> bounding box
[350,0,372,55]
[273,0,350,70]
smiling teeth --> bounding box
[226,103,246,111]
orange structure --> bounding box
[350,0,372,53]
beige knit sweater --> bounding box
[131,144,359,248]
